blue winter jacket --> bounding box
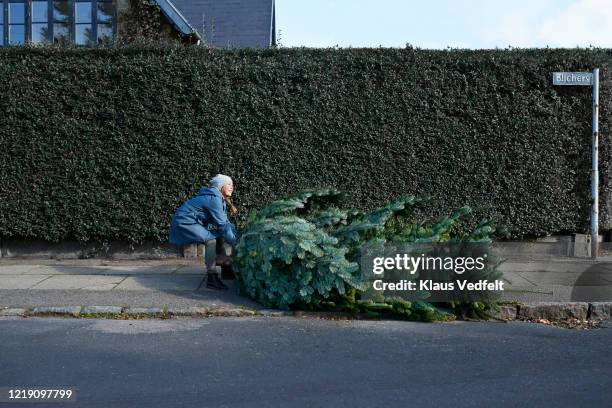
[168,187,237,246]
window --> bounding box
[52,0,69,43]
[1,0,116,46]
[96,0,112,44]
[9,1,25,45]
[74,0,91,45]
[0,6,3,46]
[31,1,48,43]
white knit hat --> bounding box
[209,174,233,190]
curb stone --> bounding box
[124,307,165,317]
[82,306,123,314]
[166,307,257,317]
[206,307,257,317]
[167,307,205,316]
[293,310,355,319]
[0,308,27,317]
[31,306,82,317]
[2,303,611,321]
[257,309,292,317]
[498,305,518,320]
[517,302,589,321]
[590,302,612,320]
[0,306,261,319]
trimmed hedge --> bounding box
[0,46,611,243]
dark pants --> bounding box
[204,238,232,272]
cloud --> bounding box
[539,0,612,47]
[480,0,612,48]
[490,14,535,47]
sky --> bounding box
[275,0,612,49]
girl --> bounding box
[169,174,237,290]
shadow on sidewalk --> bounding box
[0,257,263,309]
[570,262,612,301]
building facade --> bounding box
[0,0,276,47]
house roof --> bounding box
[168,0,276,48]
[151,0,201,40]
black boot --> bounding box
[206,272,225,290]
[212,272,229,290]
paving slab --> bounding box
[518,271,612,285]
[0,289,262,309]
[550,284,574,302]
[498,261,612,273]
[21,265,112,275]
[0,275,53,289]
[174,265,206,275]
[103,265,181,275]
[0,265,45,275]
[501,271,538,287]
[566,285,612,302]
[31,275,127,290]
[502,290,553,303]
[114,275,204,291]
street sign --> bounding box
[553,72,593,86]
[553,69,600,258]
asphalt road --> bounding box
[1,317,611,408]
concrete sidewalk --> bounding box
[497,257,612,302]
[2,257,612,311]
[0,260,262,310]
